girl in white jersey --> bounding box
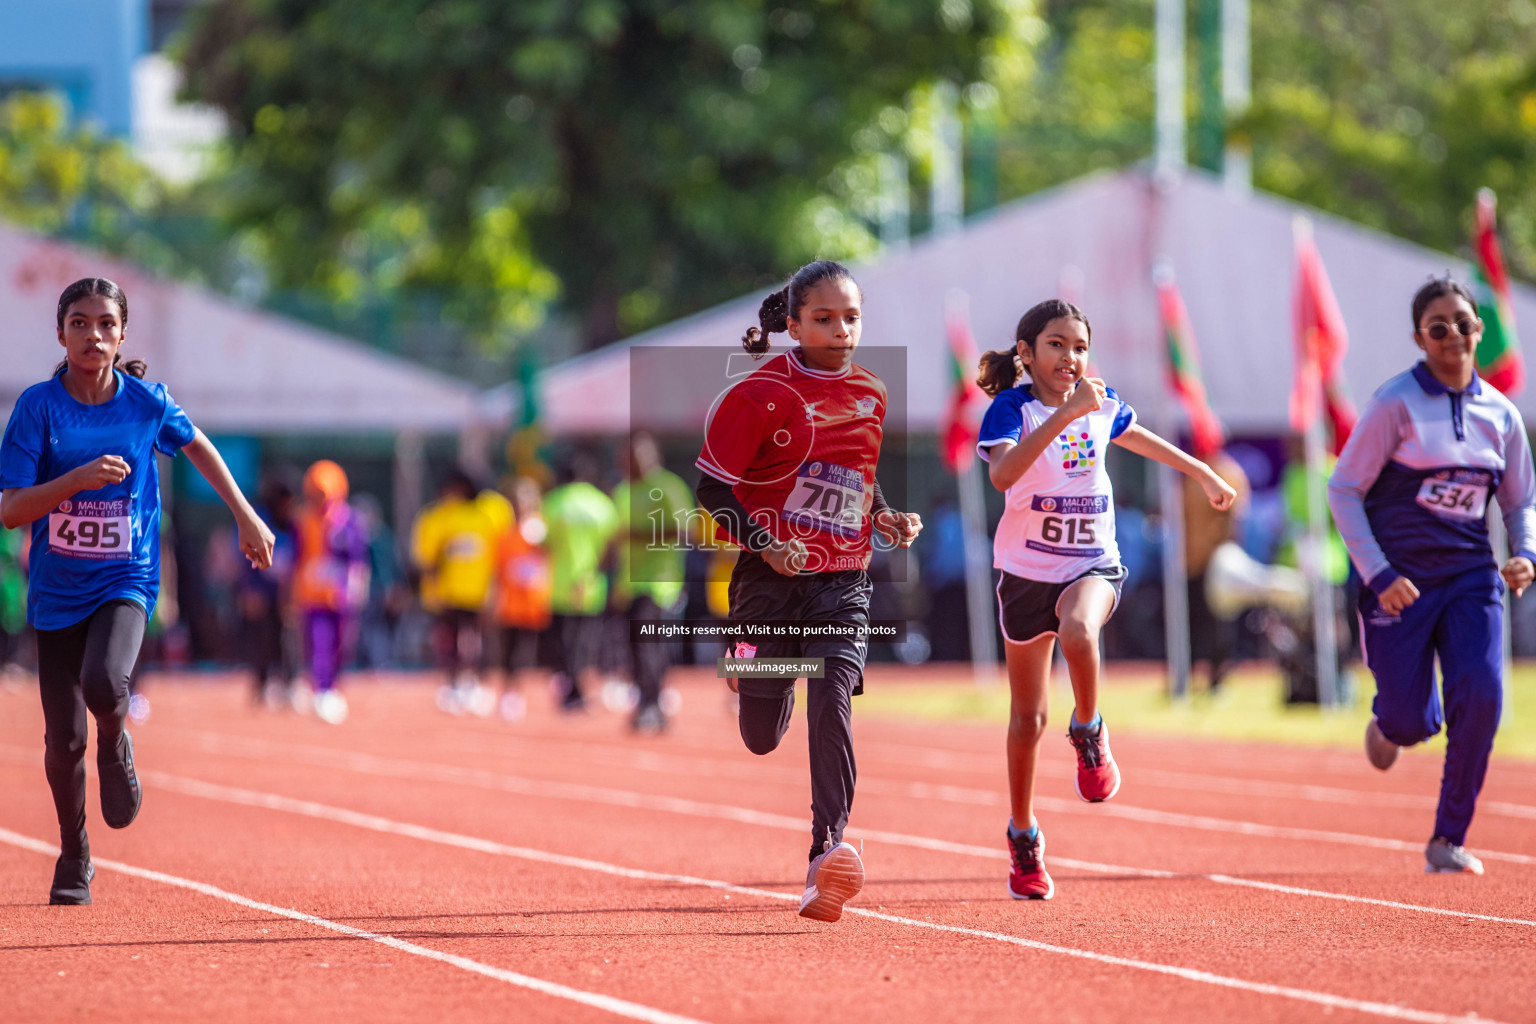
[976,299,1235,899]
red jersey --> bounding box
[696,348,886,572]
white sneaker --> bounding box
[1425,836,1484,875]
[498,691,527,722]
[315,690,349,725]
[436,684,463,715]
[464,682,496,718]
[659,687,683,716]
[128,693,151,725]
[798,841,865,922]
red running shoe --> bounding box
[1068,718,1122,802]
[798,841,864,922]
[1006,826,1054,900]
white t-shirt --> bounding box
[977,382,1137,583]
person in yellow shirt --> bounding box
[411,469,512,716]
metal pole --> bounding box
[1221,0,1252,193]
[878,152,910,253]
[1155,0,1186,178]
[1490,503,1515,729]
[931,106,992,683]
[958,458,999,684]
[1160,460,1191,699]
[1302,406,1341,707]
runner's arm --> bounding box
[182,430,275,569]
[1,459,128,529]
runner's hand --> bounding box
[238,513,276,570]
[1064,377,1107,417]
[1378,576,1419,616]
[68,455,130,491]
[1202,472,1237,511]
[1501,556,1534,598]
[762,538,808,576]
[874,510,924,549]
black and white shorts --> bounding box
[996,565,1128,644]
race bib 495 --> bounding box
[49,499,132,560]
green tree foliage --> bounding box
[179,0,1040,349]
[1245,0,1536,279]
[0,92,184,273]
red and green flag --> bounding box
[941,290,988,473]
[1154,262,1224,460]
[1290,219,1357,453]
[1473,188,1523,395]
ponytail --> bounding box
[740,259,859,359]
[976,348,1022,398]
[743,288,789,355]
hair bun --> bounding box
[759,288,789,334]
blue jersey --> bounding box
[1327,363,1536,592]
[0,370,196,630]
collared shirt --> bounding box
[1327,362,1536,591]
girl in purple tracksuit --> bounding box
[1328,277,1536,875]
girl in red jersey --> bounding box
[696,260,920,923]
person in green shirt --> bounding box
[542,452,617,712]
[612,433,696,734]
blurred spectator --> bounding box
[353,493,408,670]
[919,499,969,661]
[1184,449,1251,692]
[611,433,694,733]
[411,468,511,716]
[491,477,552,722]
[240,471,298,708]
[0,526,29,680]
[1274,438,1354,703]
[295,461,370,724]
[542,452,617,712]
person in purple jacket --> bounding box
[1328,277,1536,875]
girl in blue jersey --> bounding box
[976,299,1235,899]
[0,278,275,905]
[1328,277,1536,875]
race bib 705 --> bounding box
[782,462,865,539]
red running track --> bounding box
[1,667,1534,1024]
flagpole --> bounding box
[958,458,999,685]
[1294,217,1341,709]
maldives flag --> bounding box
[1473,188,1523,395]
[941,291,988,473]
[1290,219,1357,452]
[1154,263,1224,459]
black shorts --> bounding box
[727,551,872,698]
[498,626,543,672]
[996,565,1127,644]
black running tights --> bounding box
[36,600,147,859]
[738,657,860,860]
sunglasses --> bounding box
[1421,317,1482,341]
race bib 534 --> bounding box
[1415,471,1490,521]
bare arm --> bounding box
[985,380,1107,492]
[1,456,131,530]
[1113,424,1235,510]
[182,430,275,569]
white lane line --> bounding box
[124,773,1511,1024]
[154,733,1536,870]
[0,828,712,1024]
[140,759,1536,929]
[175,722,1536,824]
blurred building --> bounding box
[0,0,223,182]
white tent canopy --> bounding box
[493,169,1536,436]
[0,223,482,433]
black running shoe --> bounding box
[49,855,95,906]
[99,731,142,829]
